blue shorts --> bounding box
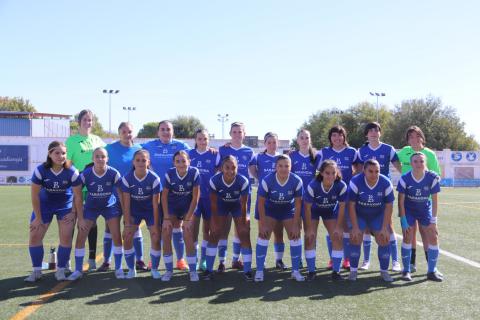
[405,211,432,227]
[266,210,294,221]
[130,212,155,227]
[311,207,337,221]
[357,213,384,232]
[84,206,120,222]
[30,206,72,224]
[218,206,243,218]
[194,197,211,220]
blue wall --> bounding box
[0,119,30,136]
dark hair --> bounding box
[263,132,278,154]
[43,141,72,169]
[157,120,173,131]
[364,122,382,136]
[77,109,94,124]
[230,121,245,132]
[297,129,316,164]
[194,128,209,149]
[221,155,238,168]
[316,160,342,182]
[173,150,190,162]
[328,125,349,147]
[405,126,426,144]
[118,121,132,131]
[275,154,291,165]
[132,149,151,170]
[410,152,426,163]
[363,158,380,170]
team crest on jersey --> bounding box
[332,196,337,200]
[106,181,112,186]
[146,186,152,190]
[379,155,385,159]
[163,149,168,154]
[288,190,293,195]
[62,180,68,185]
[234,191,240,195]
[187,182,192,187]
[377,192,383,197]
[206,159,211,164]
[424,186,430,191]
[242,155,248,161]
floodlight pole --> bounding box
[103,89,120,132]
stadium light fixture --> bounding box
[103,89,120,132]
[217,113,229,139]
[123,106,136,122]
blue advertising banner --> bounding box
[0,145,29,171]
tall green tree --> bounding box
[137,122,158,138]
[0,96,37,112]
[171,115,205,138]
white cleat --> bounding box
[189,271,199,282]
[391,261,402,272]
[359,260,370,270]
[254,270,264,282]
[161,271,173,282]
[55,268,67,281]
[88,259,97,272]
[66,260,72,273]
[67,270,83,281]
[151,269,161,279]
[126,268,137,279]
[348,270,358,281]
[24,271,42,283]
[291,270,305,282]
[381,270,394,282]
[115,269,125,279]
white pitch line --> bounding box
[395,233,480,269]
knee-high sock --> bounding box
[332,250,344,273]
[172,228,184,261]
[427,245,439,273]
[363,234,372,262]
[232,236,241,262]
[255,238,269,272]
[124,248,135,270]
[290,239,302,272]
[326,235,333,259]
[187,255,197,272]
[411,248,417,265]
[74,248,85,272]
[206,243,217,272]
[200,240,208,262]
[103,232,113,263]
[401,243,412,273]
[242,247,252,273]
[163,253,173,272]
[305,249,316,273]
[150,249,161,271]
[57,245,71,269]
[113,246,123,270]
[378,245,391,271]
[29,245,44,271]
[217,239,227,263]
[88,224,98,260]
[133,228,144,261]
[349,244,361,270]
[390,233,399,262]
[274,242,285,261]
[343,233,351,262]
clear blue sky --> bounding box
[1,0,479,143]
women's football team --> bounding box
[25,118,444,283]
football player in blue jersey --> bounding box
[251,132,288,270]
[142,120,190,271]
[161,150,201,281]
[67,147,124,280]
[255,155,305,282]
[203,156,253,281]
[217,122,256,272]
[100,122,146,272]
[397,152,442,282]
[318,126,360,271]
[121,149,162,279]
[25,141,83,282]
[358,122,402,272]
[304,160,347,281]
[347,159,395,282]
[189,129,220,272]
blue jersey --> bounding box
[358,143,399,177]
[141,139,190,185]
[188,149,220,199]
[209,172,249,213]
[105,141,142,176]
[254,152,279,183]
[397,171,440,216]
[318,147,359,184]
[164,166,200,214]
[348,173,395,217]
[31,165,81,211]
[289,151,320,188]
[80,166,122,210]
[121,170,162,214]
[304,179,347,215]
[258,172,303,215]
[219,145,255,187]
